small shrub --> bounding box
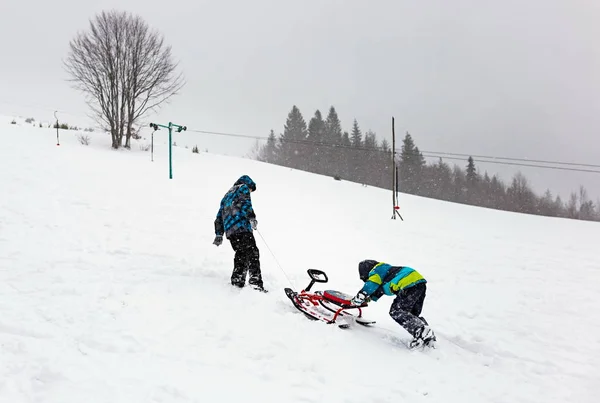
[25,117,35,123]
[139,143,151,151]
[192,145,199,153]
[10,120,16,125]
[77,134,90,145]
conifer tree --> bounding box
[279,105,308,169]
[263,129,278,164]
[400,132,425,193]
[307,110,326,174]
[323,106,343,175]
[466,157,477,184]
[363,130,379,185]
[377,138,392,189]
[465,156,480,204]
[340,131,352,178]
[348,118,364,182]
[350,119,362,148]
[380,138,390,152]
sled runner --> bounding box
[284,269,376,328]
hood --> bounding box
[234,175,256,192]
[358,260,379,281]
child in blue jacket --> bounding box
[350,259,436,347]
[213,175,266,292]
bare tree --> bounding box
[579,185,589,210]
[506,171,536,213]
[64,10,184,149]
[566,191,578,218]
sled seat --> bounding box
[322,290,355,306]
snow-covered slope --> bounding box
[1,116,599,403]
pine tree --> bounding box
[350,119,362,148]
[347,118,364,183]
[432,158,453,200]
[465,156,480,204]
[325,106,343,145]
[451,164,467,202]
[466,157,477,184]
[340,131,352,178]
[362,130,379,185]
[323,106,343,176]
[377,138,392,189]
[264,129,278,164]
[279,105,308,169]
[307,109,326,174]
[380,138,390,152]
[399,132,425,194]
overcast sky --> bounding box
[1,0,599,201]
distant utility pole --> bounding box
[149,121,187,179]
[54,111,60,146]
[391,116,403,220]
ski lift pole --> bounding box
[391,116,403,221]
[54,111,60,146]
[149,121,187,179]
[150,127,157,162]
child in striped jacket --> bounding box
[350,259,436,347]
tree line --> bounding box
[253,105,600,222]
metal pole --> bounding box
[396,165,399,202]
[168,122,173,179]
[391,116,403,221]
[149,121,186,179]
[391,116,396,218]
[54,111,60,146]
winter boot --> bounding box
[250,284,268,293]
[410,325,436,349]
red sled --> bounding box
[284,269,376,328]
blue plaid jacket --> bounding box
[214,175,257,238]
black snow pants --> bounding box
[389,282,427,338]
[229,231,263,288]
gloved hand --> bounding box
[213,235,223,246]
[350,291,367,306]
[250,219,258,230]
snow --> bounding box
[1,115,599,403]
